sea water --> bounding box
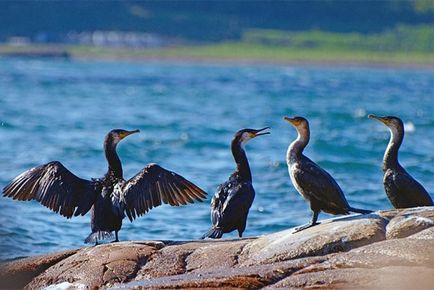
[0,58,433,260]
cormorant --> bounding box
[201,127,270,239]
[284,116,372,232]
[3,129,207,244]
[368,114,433,208]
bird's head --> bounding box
[233,127,271,146]
[107,129,140,146]
[368,114,403,131]
[284,116,309,132]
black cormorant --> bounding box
[284,116,371,232]
[201,127,270,239]
[3,129,207,244]
[368,114,433,208]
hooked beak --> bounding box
[121,129,140,139]
[368,114,388,124]
[252,127,271,137]
[284,116,292,122]
[283,116,297,125]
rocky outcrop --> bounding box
[1,207,433,289]
[0,249,79,289]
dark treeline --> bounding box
[1,0,434,42]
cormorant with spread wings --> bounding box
[3,129,206,244]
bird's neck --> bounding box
[104,139,123,180]
[383,126,403,171]
[287,128,309,164]
[231,141,252,182]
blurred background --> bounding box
[0,1,433,260]
[1,0,434,64]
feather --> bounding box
[2,161,100,218]
[122,164,207,221]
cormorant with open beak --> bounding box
[368,114,433,208]
[284,116,371,232]
[3,129,207,244]
[202,127,270,239]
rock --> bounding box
[25,242,160,289]
[0,249,79,289]
[408,226,434,240]
[268,266,434,289]
[297,232,434,276]
[240,213,386,265]
[1,207,433,289]
[123,256,327,289]
[385,207,434,239]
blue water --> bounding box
[0,58,433,260]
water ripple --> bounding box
[1,58,434,260]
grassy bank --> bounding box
[2,26,434,66]
[2,43,434,67]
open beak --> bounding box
[368,114,387,124]
[252,127,271,137]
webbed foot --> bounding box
[293,222,320,233]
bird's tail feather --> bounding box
[349,207,373,215]
[84,231,113,244]
[201,227,223,239]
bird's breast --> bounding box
[288,163,308,200]
[383,169,395,183]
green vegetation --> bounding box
[2,25,434,66]
[243,25,434,53]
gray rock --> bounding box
[240,213,387,265]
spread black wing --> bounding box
[3,161,100,218]
[122,164,207,221]
[293,156,350,213]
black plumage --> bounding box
[3,129,206,244]
[369,114,433,208]
[284,116,371,232]
[201,127,270,239]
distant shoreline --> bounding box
[2,43,434,70]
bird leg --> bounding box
[114,231,119,243]
[294,211,320,233]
